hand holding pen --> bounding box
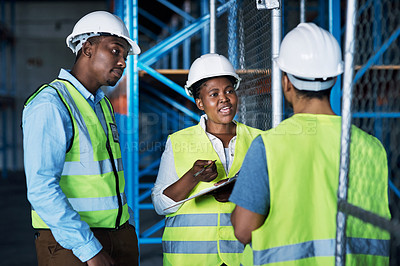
[192,160,218,182]
[163,160,218,203]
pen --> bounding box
[193,160,216,177]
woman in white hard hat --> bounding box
[151,53,263,266]
[22,11,140,266]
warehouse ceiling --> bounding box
[12,0,187,35]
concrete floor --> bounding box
[0,171,162,266]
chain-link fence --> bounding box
[116,1,400,263]
[216,0,273,130]
[215,0,400,264]
[339,0,400,265]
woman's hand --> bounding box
[211,178,235,202]
[191,160,218,182]
[163,159,218,202]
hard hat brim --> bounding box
[273,57,343,80]
[119,35,141,55]
[66,32,140,55]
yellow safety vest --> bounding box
[24,79,129,229]
[162,122,263,266]
[242,114,390,266]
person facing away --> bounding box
[151,53,264,266]
[22,11,141,266]
[229,22,391,266]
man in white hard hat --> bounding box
[229,23,391,265]
[22,11,140,265]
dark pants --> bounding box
[35,222,139,266]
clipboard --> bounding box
[163,175,238,211]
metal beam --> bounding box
[139,17,209,65]
[141,96,185,126]
[124,0,140,236]
[389,179,400,199]
[329,0,342,115]
[141,220,165,238]
[139,1,233,66]
[138,61,195,103]
[300,0,306,23]
[271,7,282,127]
[139,237,163,244]
[139,158,161,178]
[139,25,158,41]
[157,0,195,22]
[210,0,216,53]
[142,82,201,122]
[335,0,358,264]
[228,0,238,67]
[138,7,169,31]
[138,188,153,202]
[352,112,400,118]
[353,27,400,83]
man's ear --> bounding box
[81,41,92,57]
[332,77,337,86]
[195,98,204,111]
[282,74,291,93]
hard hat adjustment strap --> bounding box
[287,74,336,91]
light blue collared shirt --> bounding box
[22,69,108,262]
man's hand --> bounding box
[87,250,115,266]
[231,205,266,244]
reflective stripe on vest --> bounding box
[163,123,262,266]
[163,240,219,254]
[164,213,242,254]
[31,192,127,212]
[163,240,245,254]
[26,79,129,229]
[62,158,123,175]
[165,213,233,227]
[252,238,390,265]
[166,213,218,227]
[65,192,127,212]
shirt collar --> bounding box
[58,69,105,104]
[199,114,208,131]
[199,114,237,141]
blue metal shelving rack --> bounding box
[113,0,235,245]
[112,0,400,248]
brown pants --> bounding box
[35,223,139,266]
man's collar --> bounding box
[58,69,105,103]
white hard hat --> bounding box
[274,22,343,91]
[184,53,241,97]
[66,11,141,55]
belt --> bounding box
[92,221,130,232]
[35,221,130,233]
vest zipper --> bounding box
[106,140,123,229]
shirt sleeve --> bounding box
[229,135,270,215]
[22,89,102,262]
[151,138,182,215]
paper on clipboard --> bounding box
[163,175,238,211]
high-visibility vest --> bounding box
[24,79,129,229]
[162,122,263,266]
[242,114,390,266]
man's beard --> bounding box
[107,79,118,86]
